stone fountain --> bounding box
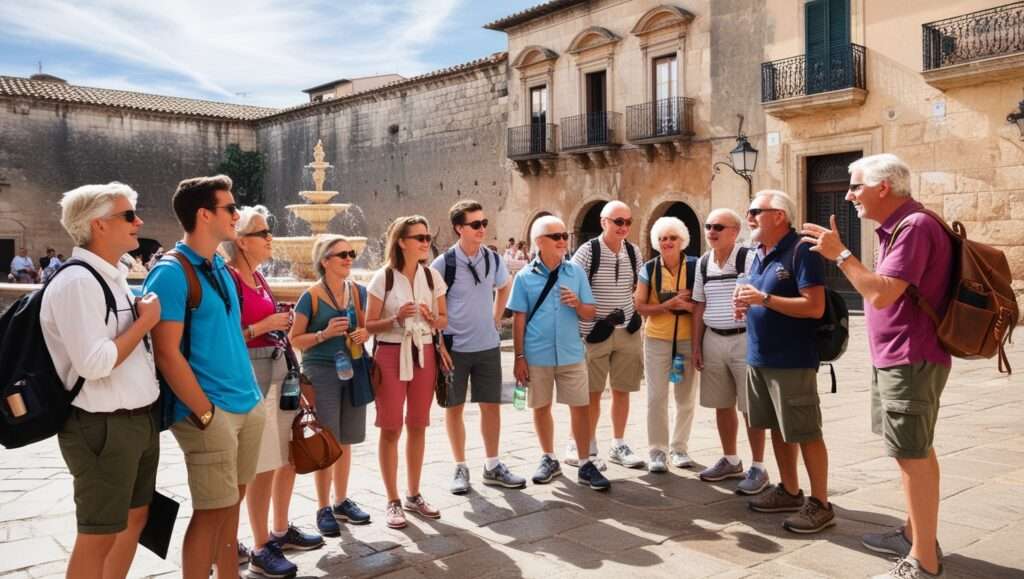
[270,140,367,301]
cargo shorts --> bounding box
[585,327,644,393]
[871,362,950,459]
[746,366,822,444]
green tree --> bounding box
[216,144,264,206]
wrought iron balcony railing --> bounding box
[761,43,866,102]
[923,1,1024,70]
[625,97,695,142]
[507,123,557,159]
[560,112,621,151]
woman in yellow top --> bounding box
[634,216,698,474]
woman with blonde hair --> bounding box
[365,215,450,529]
[289,235,373,536]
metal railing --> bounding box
[761,43,866,102]
[625,97,695,141]
[507,123,557,158]
[560,112,621,150]
[923,1,1024,70]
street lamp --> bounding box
[1007,99,1024,140]
[713,115,759,199]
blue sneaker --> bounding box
[333,498,371,525]
[248,542,297,578]
[578,460,611,491]
[316,506,340,537]
[269,524,324,551]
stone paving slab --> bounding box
[1,319,1023,577]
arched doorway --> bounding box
[574,201,606,252]
[648,202,702,258]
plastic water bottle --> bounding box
[335,348,354,381]
[513,381,527,411]
[669,353,685,384]
[279,371,301,411]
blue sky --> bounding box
[0,0,539,107]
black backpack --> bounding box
[785,245,849,393]
[698,247,750,284]
[0,260,116,449]
[443,246,500,295]
[587,238,638,289]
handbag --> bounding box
[433,333,454,407]
[289,405,343,474]
[346,281,376,407]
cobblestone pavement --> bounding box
[1,319,1023,578]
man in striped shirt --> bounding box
[691,208,769,495]
[568,201,646,470]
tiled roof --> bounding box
[0,76,279,121]
[484,0,591,31]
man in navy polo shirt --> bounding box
[733,190,834,535]
[145,175,265,578]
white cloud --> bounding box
[0,0,462,107]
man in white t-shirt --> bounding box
[10,247,36,283]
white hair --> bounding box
[530,215,565,254]
[59,182,139,246]
[649,217,690,251]
[312,234,350,277]
[221,205,271,261]
[849,153,912,197]
[599,200,630,219]
[753,190,796,224]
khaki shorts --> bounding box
[58,408,159,534]
[699,329,749,411]
[527,362,589,408]
[871,362,950,459]
[746,367,822,444]
[586,327,644,393]
[171,404,266,510]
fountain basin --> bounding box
[285,203,351,235]
[298,190,339,204]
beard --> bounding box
[749,227,763,243]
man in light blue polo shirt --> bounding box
[508,215,610,491]
[431,200,526,494]
[145,175,265,578]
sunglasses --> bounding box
[107,209,138,223]
[606,217,633,227]
[747,208,782,217]
[327,250,357,260]
[460,219,489,230]
[404,234,433,243]
[243,229,272,240]
[658,235,680,242]
[211,203,239,215]
[704,223,732,232]
[848,183,865,192]
[543,232,570,241]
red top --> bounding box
[239,276,278,349]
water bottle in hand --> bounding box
[335,348,354,380]
[669,353,685,384]
[280,371,301,411]
[513,381,527,411]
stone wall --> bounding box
[0,99,256,262]
[255,58,509,266]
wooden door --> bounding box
[807,152,863,311]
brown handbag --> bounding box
[289,405,342,474]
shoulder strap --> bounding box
[57,259,118,325]
[351,281,365,329]
[699,253,710,282]
[443,248,457,296]
[588,238,600,284]
[527,266,560,325]
[889,210,948,328]
[226,265,244,314]
[489,248,499,277]
[644,258,658,302]
[625,242,638,288]
[422,264,435,292]
[654,256,665,297]
[736,247,749,276]
[686,255,697,290]
[164,250,201,311]
[383,268,394,307]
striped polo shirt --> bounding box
[691,244,756,331]
[570,236,641,336]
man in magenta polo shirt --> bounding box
[800,153,952,579]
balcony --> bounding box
[761,43,867,119]
[625,97,695,162]
[922,1,1024,90]
[559,112,621,169]
[507,123,558,176]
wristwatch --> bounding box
[761,292,772,306]
[835,249,853,267]
[190,406,215,430]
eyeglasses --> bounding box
[243,229,272,240]
[211,203,239,215]
[704,224,732,232]
[605,217,633,227]
[848,183,865,192]
[404,234,432,243]
[747,208,782,217]
[658,235,680,242]
[460,219,489,230]
[543,232,570,241]
[107,210,138,223]
[327,250,357,260]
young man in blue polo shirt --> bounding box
[734,190,834,534]
[431,200,526,494]
[508,215,610,491]
[145,175,265,579]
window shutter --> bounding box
[805,0,828,94]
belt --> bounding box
[708,327,746,336]
[76,403,155,417]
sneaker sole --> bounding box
[248,564,297,579]
[276,540,325,552]
[783,517,837,534]
[735,479,771,495]
[450,486,471,495]
[316,526,341,537]
[609,457,646,469]
[531,470,562,484]
[482,477,527,489]
[577,478,611,491]
[385,520,408,529]
[699,471,745,482]
[333,514,372,526]
[860,541,904,557]
[403,506,442,519]
[648,466,668,473]
[748,503,804,514]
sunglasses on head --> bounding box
[108,209,138,223]
[704,223,732,232]
[211,203,239,215]
[460,219,489,230]
[543,232,570,241]
[328,250,357,260]
[747,208,781,217]
[658,235,680,242]
[606,217,633,227]
[404,234,432,243]
[243,229,272,240]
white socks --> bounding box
[612,438,625,449]
[725,455,741,466]
[751,461,766,470]
[485,457,500,470]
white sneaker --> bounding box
[590,456,608,472]
[609,443,646,469]
[648,450,668,473]
[564,441,580,467]
[670,451,694,468]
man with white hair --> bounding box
[734,190,834,534]
[508,215,609,490]
[801,154,951,579]
[40,182,162,579]
[569,200,648,470]
[692,208,769,494]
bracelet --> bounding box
[316,330,324,343]
[245,325,255,340]
[515,354,525,360]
